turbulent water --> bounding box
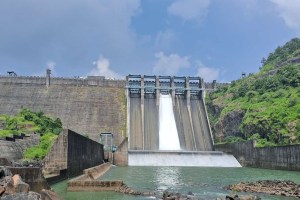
[53,167,300,200]
[159,94,181,150]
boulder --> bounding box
[12,175,29,193]
[0,191,41,200]
[0,186,5,196]
[226,194,240,200]
[239,195,261,200]
[40,189,62,200]
[3,176,14,195]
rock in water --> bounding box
[40,189,62,200]
[226,180,300,198]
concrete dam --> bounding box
[126,75,240,167]
[0,72,240,167]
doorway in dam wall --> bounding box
[100,132,116,163]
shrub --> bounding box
[246,91,258,100]
[24,133,58,160]
[224,136,245,143]
[288,97,298,107]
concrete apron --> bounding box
[67,163,121,192]
[128,150,242,167]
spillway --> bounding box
[159,94,180,150]
[126,75,240,167]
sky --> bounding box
[0,0,300,82]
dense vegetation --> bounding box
[0,109,62,159]
[207,38,300,147]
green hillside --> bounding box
[0,109,62,159]
[207,38,300,147]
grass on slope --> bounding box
[24,133,58,160]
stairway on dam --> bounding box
[127,75,241,167]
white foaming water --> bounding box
[159,94,181,150]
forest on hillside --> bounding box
[207,38,300,147]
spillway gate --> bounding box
[126,75,215,152]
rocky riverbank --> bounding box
[0,167,61,200]
[116,188,260,200]
[225,180,300,198]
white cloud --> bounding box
[155,30,176,50]
[153,52,190,75]
[168,0,210,21]
[197,64,220,82]
[88,56,122,79]
[270,0,300,32]
[0,0,142,75]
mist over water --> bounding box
[159,94,181,150]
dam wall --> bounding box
[215,141,300,171]
[0,75,126,145]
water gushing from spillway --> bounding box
[159,94,181,150]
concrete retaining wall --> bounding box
[43,131,68,177]
[114,138,128,166]
[0,134,40,161]
[44,129,105,179]
[8,167,50,192]
[67,130,105,177]
[0,140,23,160]
[214,141,300,171]
[68,180,123,192]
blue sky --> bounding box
[0,0,299,82]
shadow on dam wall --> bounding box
[129,94,213,151]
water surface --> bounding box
[52,167,300,200]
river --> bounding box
[52,166,300,200]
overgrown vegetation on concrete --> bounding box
[0,109,62,159]
[207,38,300,146]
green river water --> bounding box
[52,167,300,200]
